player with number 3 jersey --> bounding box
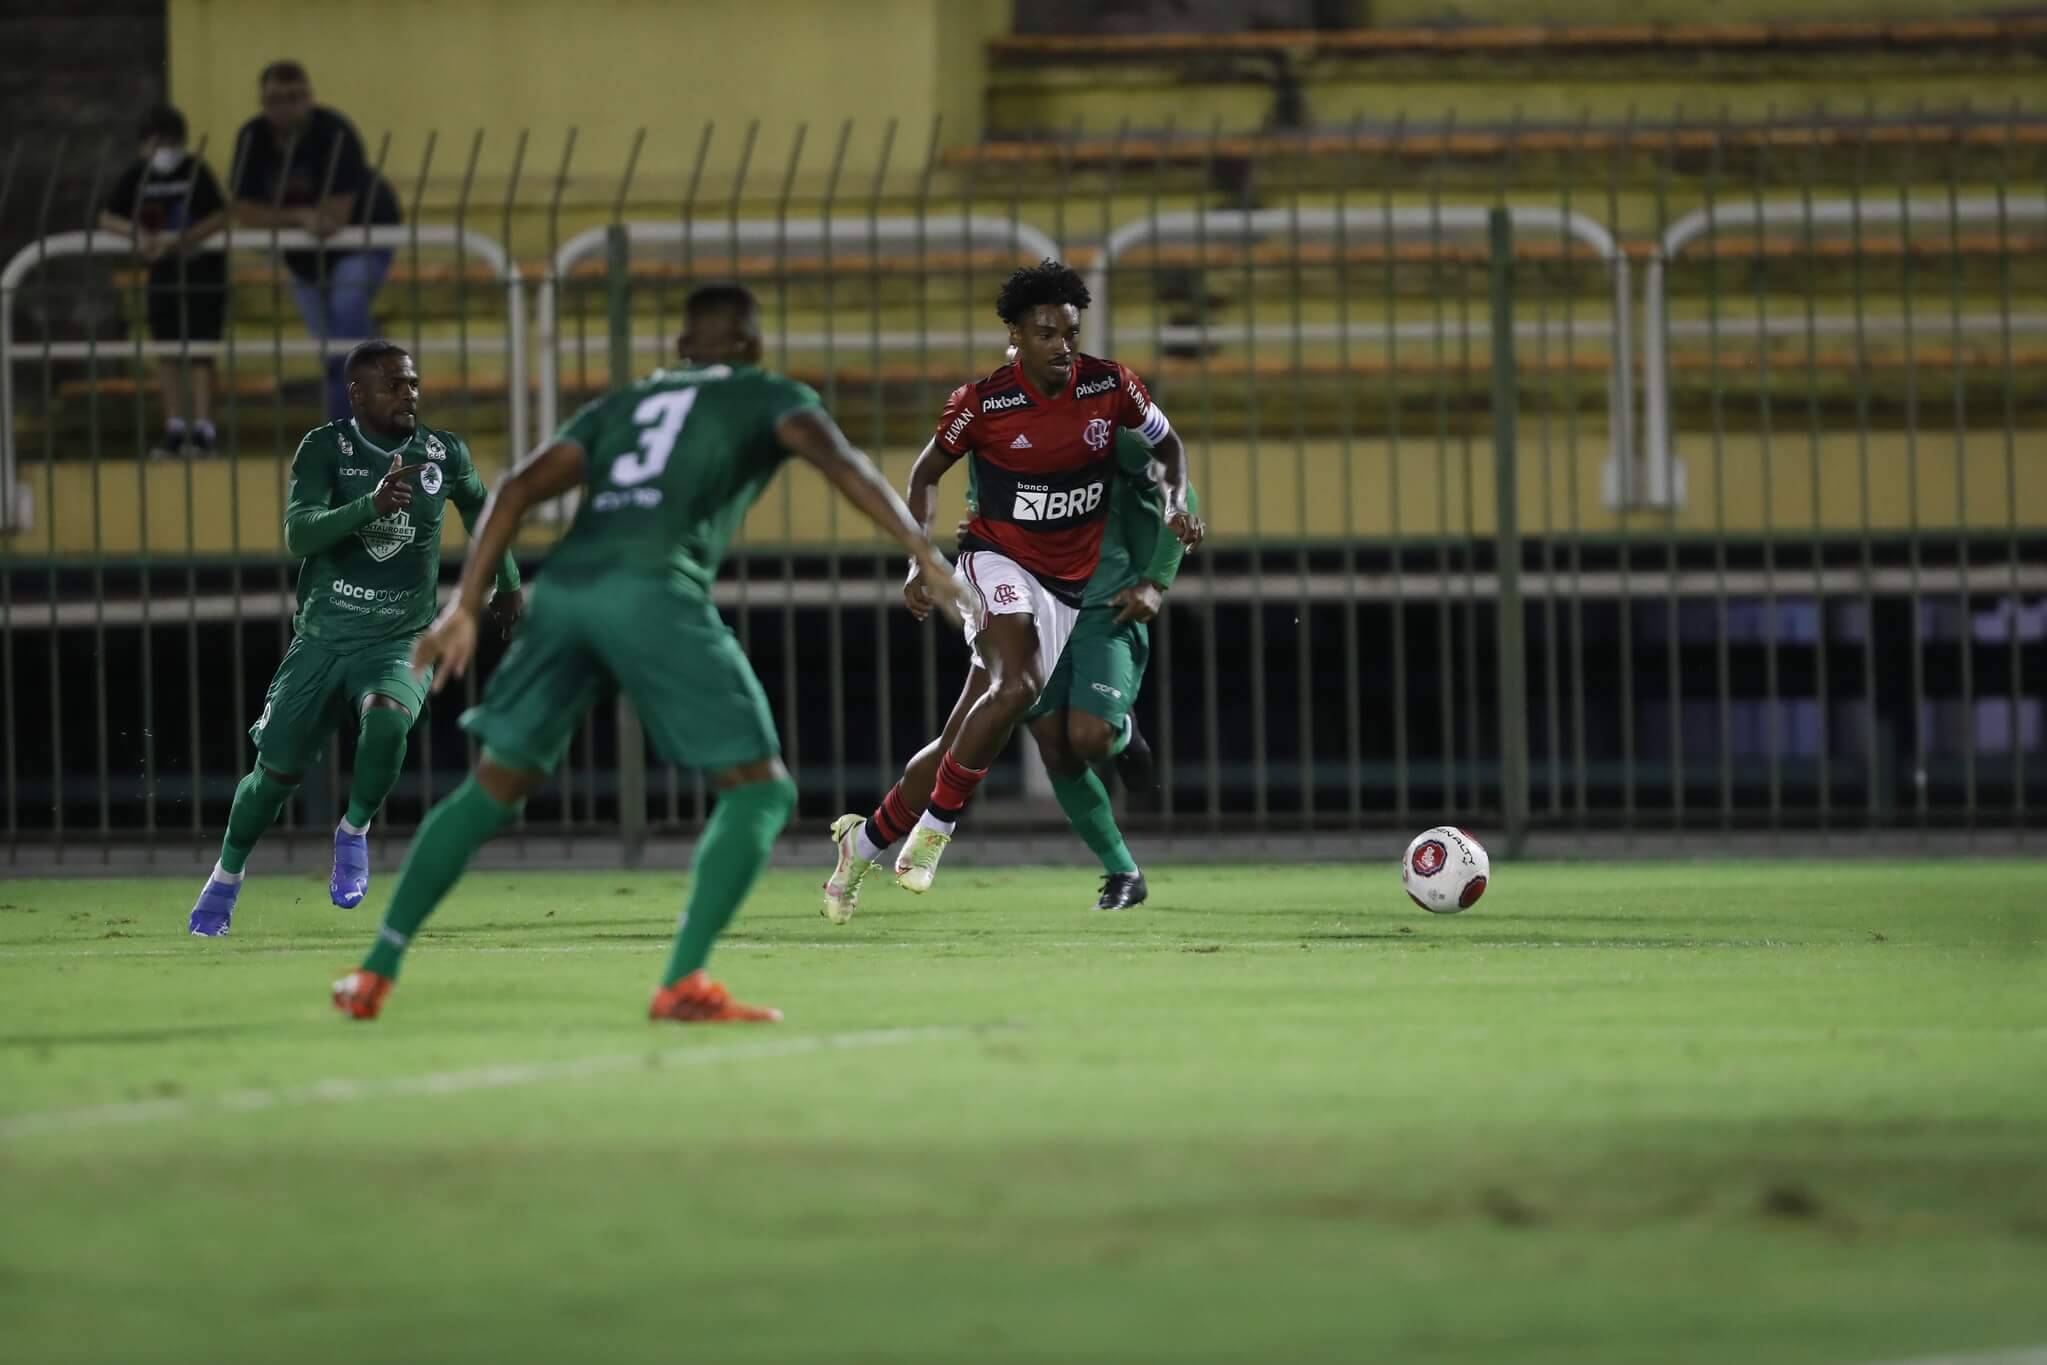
[331,284,970,1024]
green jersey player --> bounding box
[331,284,971,1023]
[186,340,522,936]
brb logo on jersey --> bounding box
[419,463,444,495]
[359,511,416,562]
[1082,418,1113,451]
[1011,480,1105,523]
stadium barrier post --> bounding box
[1488,207,1529,857]
[606,221,648,866]
[1195,115,1223,840]
[771,122,804,833]
[865,119,898,823]
[1383,115,1413,833]
[1,136,19,861]
[1998,104,2026,841]
[822,119,850,821]
[1944,112,1978,843]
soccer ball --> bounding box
[1401,826,1489,913]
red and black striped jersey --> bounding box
[932,355,1166,603]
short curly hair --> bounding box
[995,259,1091,325]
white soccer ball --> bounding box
[1401,826,1490,913]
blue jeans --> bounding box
[288,250,393,420]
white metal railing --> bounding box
[1087,206,1635,474]
[1638,195,2047,511]
[14,563,2040,631]
[1,225,527,529]
[535,216,1062,441]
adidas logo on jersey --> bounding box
[1010,434,1033,448]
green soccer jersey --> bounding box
[283,418,520,645]
[1082,430,1200,609]
[545,364,821,592]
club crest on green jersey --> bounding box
[424,434,446,461]
[360,510,416,562]
[419,463,443,495]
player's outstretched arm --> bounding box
[411,439,585,691]
[778,409,969,626]
[1148,428,1202,549]
[285,449,419,559]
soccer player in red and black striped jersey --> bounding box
[823,260,1197,914]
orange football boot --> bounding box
[648,970,782,1023]
[331,969,394,1020]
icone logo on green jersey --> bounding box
[359,511,416,562]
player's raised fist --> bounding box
[373,455,422,515]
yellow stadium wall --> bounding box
[17,433,2043,560]
[166,0,1009,182]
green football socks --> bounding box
[218,767,298,874]
[362,777,522,979]
[661,775,797,986]
[1050,768,1139,876]
[344,703,412,831]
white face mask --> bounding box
[149,147,185,174]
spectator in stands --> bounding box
[230,60,401,420]
[98,106,229,458]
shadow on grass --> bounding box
[0,1022,252,1048]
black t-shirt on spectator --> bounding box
[230,106,402,282]
[105,153,229,290]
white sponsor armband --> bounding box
[1135,402,1172,447]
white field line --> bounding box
[1861,1349,2047,1365]
[13,935,2037,963]
[0,1024,981,1142]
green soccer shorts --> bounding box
[459,573,780,777]
[1025,605,1149,727]
[249,634,432,772]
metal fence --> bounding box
[3,111,2044,865]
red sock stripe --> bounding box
[930,752,989,814]
[882,787,917,835]
[871,783,917,844]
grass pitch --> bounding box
[2,860,2044,1364]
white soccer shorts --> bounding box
[957,549,1080,683]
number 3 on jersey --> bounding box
[612,388,698,486]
